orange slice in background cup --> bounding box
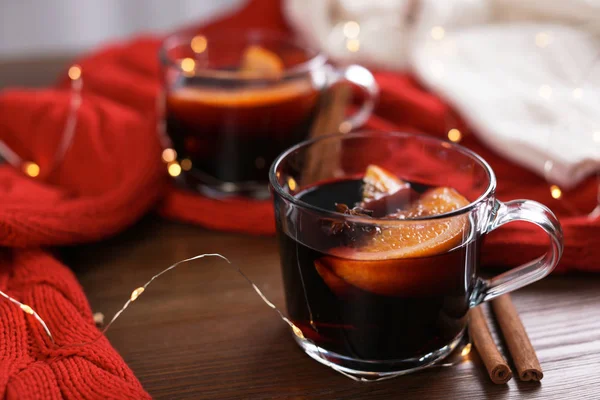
[240,45,284,78]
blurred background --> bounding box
[0,0,243,87]
[0,0,598,204]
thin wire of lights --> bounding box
[0,249,473,382]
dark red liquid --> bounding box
[166,79,320,189]
[276,178,480,362]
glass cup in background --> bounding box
[270,131,563,379]
[159,30,378,199]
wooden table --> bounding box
[62,215,600,399]
[5,55,600,399]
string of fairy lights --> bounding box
[0,64,82,180]
[0,18,596,368]
[0,249,471,381]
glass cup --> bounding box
[159,30,378,199]
[270,131,563,379]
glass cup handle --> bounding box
[328,65,379,132]
[478,199,564,303]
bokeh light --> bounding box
[181,58,196,73]
[180,158,192,171]
[288,177,297,191]
[431,26,445,41]
[535,32,552,48]
[168,161,182,177]
[191,35,207,53]
[346,39,360,52]
[22,161,40,177]
[550,185,562,199]
[343,21,360,39]
[68,65,82,80]
[461,343,472,357]
[448,128,462,142]
[162,148,177,163]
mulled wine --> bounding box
[161,33,379,198]
[165,80,319,191]
[276,167,480,364]
[272,132,563,377]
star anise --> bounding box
[320,203,378,245]
[335,203,374,217]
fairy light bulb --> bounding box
[22,161,40,177]
[181,58,196,76]
[287,177,297,191]
[572,88,583,100]
[461,342,472,357]
[550,185,562,199]
[339,121,352,134]
[346,39,360,52]
[431,26,445,41]
[0,290,53,341]
[593,131,600,143]
[130,287,145,302]
[93,312,105,326]
[20,304,34,315]
[162,148,177,163]
[448,128,462,142]
[544,160,554,175]
[168,161,182,177]
[180,158,192,171]
[191,35,207,54]
[68,64,82,81]
[291,324,305,339]
[343,21,360,39]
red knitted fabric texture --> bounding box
[0,0,598,398]
[0,250,149,399]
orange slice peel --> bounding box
[240,45,284,78]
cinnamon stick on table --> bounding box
[491,294,543,382]
[469,305,513,384]
[302,85,352,184]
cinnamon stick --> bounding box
[491,294,543,382]
[301,85,351,184]
[469,305,513,384]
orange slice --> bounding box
[166,79,313,109]
[360,165,418,217]
[316,249,467,297]
[314,259,354,298]
[240,45,284,78]
[318,187,471,296]
[336,187,470,260]
[362,165,407,202]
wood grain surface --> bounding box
[62,216,600,399]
